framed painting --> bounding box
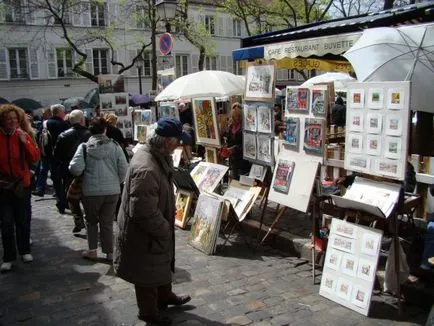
[158,102,179,120]
[243,131,257,160]
[387,88,405,110]
[175,190,193,229]
[311,88,327,116]
[303,118,325,155]
[272,159,295,194]
[192,97,221,147]
[366,134,381,156]
[205,147,218,164]
[134,124,147,143]
[196,163,228,193]
[367,88,384,109]
[257,104,273,133]
[283,117,299,150]
[348,110,364,132]
[244,61,276,102]
[366,112,382,134]
[385,114,403,136]
[256,134,273,166]
[384,136,401,159]
[141,109,153,124]
[243,103,257,132]
[348,89,365,108]
[348,133,363,154]
[285,87,309,113]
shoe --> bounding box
[32,191,44,197]
[159,294,191,310]
[22,254,33,263]
[56,203,65,214]
[82,249,97,260]
[72,225,85,233]
[0,262,12,273]
[137,314,171,325]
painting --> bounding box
[272,159,295,194]
[285,87,298,113]
[332,220,356,239]
[172,147,183,168]
[98,74,125,93]
[321,273,337,294]
[195,163,228,193]
[366,112,382,134]
[256,134,273,165]
[347,155,369,172]
[158,102,179,120]
[303,118,324,155]
[141,109,153,124]
[285,87,309,113]
[336,278,353,301]
[311,89,327,116]
[132,110,142,123]
[205,147,218,164]
[357,258,376,282]
[192,97,221,147]
[366,135,381,156]
[351,285,370,309]
[348,133,363,154]
[375,159,402,179]
[248,164,267,182]
[190,163,208,183]
[188,193,224,255]
[175,190,193,229]
[134,124,147,143]
[283,117,299,150]
[325,249,342,271]
[348,89,364,108]
[387,88,405,110]
[348,110,364,132]
[243,132,257,160]
[341,254,358,277]
[367,88,384,109]
[257,104,273,133]
[243,103,257,132]
[244,61,276,102]
[384,137,401,159]
[330,234,355,254]
[361,233,380,257]
[385,114,402,136]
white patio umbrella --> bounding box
[301,72,355,90]
[343,23,434,113]
[155,70,245,101]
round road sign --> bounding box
[159,32,173,55]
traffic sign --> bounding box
[159,32,173,55]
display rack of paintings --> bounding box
[99,92,133,139]
[188,193,224,255]
[244,61,277,102]
[192,97,221,147]
[158,102,179,120]
[319,218,383,316]
[175,190,194,229]
[344,82,410,180]
[190,162,228,193]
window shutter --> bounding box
[227,56,233,73]
[226,17,233,37]
[111,1,118,26]
[85,48,92,73]
[0,48,8,80]
[104,2,109,26]
[220,56,227,72]
[72,3,81,26]
[82,2,90,26]
[191,54,199,73]
[218,17,223,36]
[241,23,247,37]
[46,48,57,78]
[29,48,39,79]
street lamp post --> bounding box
[135,55,144,95]
[155,0,178,33]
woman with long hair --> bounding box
[0,104,40,272]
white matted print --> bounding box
[244,62,276,102]
[341,254,358,277]
[347,155,369,173]
[357,258,376,282]
[384,137,401,159]
[367,88,384,109]
[361,233,380,257]
[348,133,363,154]
[385,114,403,136]
[387,88,405,110]
[243,132,257,160]
[256,134,273,165]
[366,134,382,156]
[349,110,364,132]
[257,104,273,133]
[351,285,371,310]
[348,89,365,108]
[330,234,356,254]
[336,278,353,301]
[321,273,338,294]
[243,103,257,132]
[332,220,356,239]
[374,159,402,178]
[325,249,342,271]
[366,112,382,134]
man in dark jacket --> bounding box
[45,104,69,213]
[54,110,91,230]
[114,118,191,325]
[331,96,346,127]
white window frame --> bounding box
[232,60,243,75]
[175,54,189,77]
[56,48,74,78]
[8,48,28,79]
[91,2,106,27]
[5,0,25,23]
[205,56,217,70]
[233,19,241,37]
[93,48,110,75]
[205,15,215,35]
[142,51,151,76]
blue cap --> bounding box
[155,118,192,145]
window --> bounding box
[205,56,217,70]
[205,16,215,35]
[9,48,28,79]
[54,14,71,25]
[6,0,25,23]
[93,49,109,75]
[91,2,106,26]
[135,6,149,29]
[142,52,151,76]
[289,69,295,80]
[233,19,241,37]
[175,55,188,77]
[232,60,243,75]
[56,48,74,77]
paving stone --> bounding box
[225,315,252,325]
[246,310,272,322]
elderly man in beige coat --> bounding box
[114,118,191,325]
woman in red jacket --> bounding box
[0,104,40,272]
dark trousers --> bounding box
[50,159,64,208]
[35,156,50,194]
[134,284,174,316]
[0,188,31,262]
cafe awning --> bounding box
[232,45,264,61]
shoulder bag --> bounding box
[67,144,87,201]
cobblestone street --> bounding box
[0,197,429,325]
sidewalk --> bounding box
[0,197,429,325]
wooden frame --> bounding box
[205,147,218,163]
[175,190,193,229]
[244,61,276,102]
[192,97,221,147]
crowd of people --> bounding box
[0,103,191,325]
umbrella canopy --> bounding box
[343,23,434,113]
[12,98,43,111]
[62,97,90,111]
[155,70,245,101]
[0,97,9,104]
[129,94,151,106]
[84,88,99,107]
[301,72,355,90]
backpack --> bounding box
[38,120,53,157]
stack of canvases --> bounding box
[188,193,224,255]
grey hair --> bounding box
[50,104,65,116]
[69,109,84,125]
[147,129,178,150]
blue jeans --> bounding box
[0,188,31,262]
[421,217,434,268]
[35,156,50,194]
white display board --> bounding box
[320,218,383,316]
[344,81,411,181]
[268,154,319,213]
[99,93,133,138]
